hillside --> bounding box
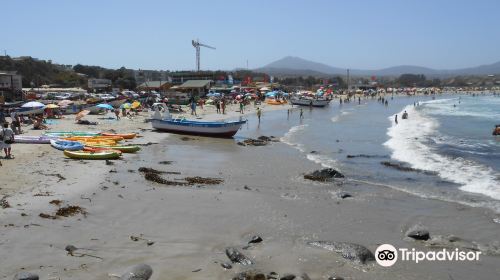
[256,56,500,77]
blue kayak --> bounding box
[50,139,84,151]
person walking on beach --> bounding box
[1,122,14,159]
[256,107,262,123]
[114,108,120,120]
[300,108,304,119]
[358,97,361,104]
[394,114,398,124]
[239,101,244,114]
[215,100,221,114]
[221,100,226,114]
[191,100,197,116]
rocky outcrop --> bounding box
[304,169,344,182]
[307,241,375,264]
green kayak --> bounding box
[64,150,121,160]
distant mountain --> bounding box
[256,56,500,77]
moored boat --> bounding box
[290,98,330,107]
[151,104,246,138]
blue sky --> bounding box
[2,0,500,71]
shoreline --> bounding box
[0,94,499,279]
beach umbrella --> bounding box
[45,104,59,109]
[58,100,73,107]
[131,101,141,109]
[75,110,90,121]
[265,91,276,97]
[97,103,114,110]
[121,103,131,109]
[22,101,45,108]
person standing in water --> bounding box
[394,114,398,124]
[300,108,304,119]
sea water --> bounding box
[240,94,500,213]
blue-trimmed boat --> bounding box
[151,103,246,138]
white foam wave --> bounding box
[306,153,337,168]
[384,105,500,201]
[280,124,308,152]
[331,111,351,123]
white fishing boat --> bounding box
[151,103,246,138]
[290,97,330,107]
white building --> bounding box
[0,71,22,91]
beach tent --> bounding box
[22,101,45,108]
[96,104,113,110]
[265,91,276,97]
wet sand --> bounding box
[1,97,499,279]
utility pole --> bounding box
[346,69,350,95]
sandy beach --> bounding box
[1,95,499,280]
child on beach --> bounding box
[256,107,262,122]
[300,108,304,119]
[1,122,14,159]
[239,102,244,114]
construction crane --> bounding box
[192,39,215,71]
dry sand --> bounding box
[1,96,499,280]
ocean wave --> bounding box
[280,124,308,152]
[306,153,337,168]
[384,105,500,201]
[331,111,351,123]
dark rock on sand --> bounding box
[307,241,375,264]
[13,272,39,280]
[233,271,266,280]
[267,272,279,279]
[406,224,430,241]
[337,192,352,199]
[226,247,253,266]
[248,235,263,244]
[304,168,344,182]
[120,264,153,280]
[280,274,296,280]
[221,262,233,269]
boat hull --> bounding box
[290,99,330,107]
[152,119,246,138]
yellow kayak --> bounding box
[64,150,121,160]
[101,132,137,139]
[64,136,124,142]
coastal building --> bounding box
[88,78,112,91]
[136,81,171,92]
[177,80,213,96]
[0,71,23,102]
[134,70,171,85]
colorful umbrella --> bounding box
[58,100,73,107]
[96,103,113,110]
[120,103,131,109]
[46,104,59,109]
[131,101,141,109]
[22,101,45,108]
[75,110,90,121]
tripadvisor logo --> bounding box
[375,244,481,267]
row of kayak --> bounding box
[13,130,141,160]
[50,139,141,159]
